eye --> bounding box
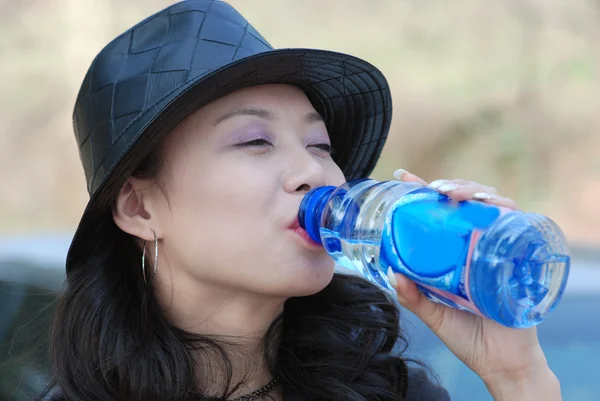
[237,138,273,148]
[310,143,333,154]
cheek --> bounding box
[325,160,346,187]
[163,177,277,271]
[165,208,276,288]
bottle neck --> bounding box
[298,186,336,244]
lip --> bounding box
[288,217,322,248]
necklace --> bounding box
[230,377,279,401]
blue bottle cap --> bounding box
[298,186,336,244]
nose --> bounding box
[283,152,328,194]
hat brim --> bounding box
[66,48,392,272]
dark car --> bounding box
[1,234,599,400]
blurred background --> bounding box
[0,1,599,400]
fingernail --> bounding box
[428,179,449,189]
[473,192,495,200]
[393,169,409,180]
[437,183,459,193]
[387,267,398,288]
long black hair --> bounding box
[38,144,415,401]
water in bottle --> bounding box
[298,178,570,328]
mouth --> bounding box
[288,217,322,248]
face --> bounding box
[148,84,346,298]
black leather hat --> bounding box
[67,0,392,271]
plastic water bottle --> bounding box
[298,178,570,328]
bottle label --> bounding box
[382,188,513,317]
[415,229,484,316]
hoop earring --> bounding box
[141,230,158,286]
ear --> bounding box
[112,178,163,242]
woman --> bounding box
[42,1,561,400]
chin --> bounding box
[284,261,336,297]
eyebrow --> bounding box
[305,111,324,123]
[213,107,324,126]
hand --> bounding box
[389,169,559,397]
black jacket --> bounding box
[284,367,451,400]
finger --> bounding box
[435,183,499,202]
[439,187,520,210]
[472,193,521,210]
[429,179,498,194]
[387,268,446,334]
[430,178,477,187]
[393,169,428,186]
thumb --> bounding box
[387,268,446,334]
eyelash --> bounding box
[312,143,333,154]
[238,139,332,154]
[238,138,273,148]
